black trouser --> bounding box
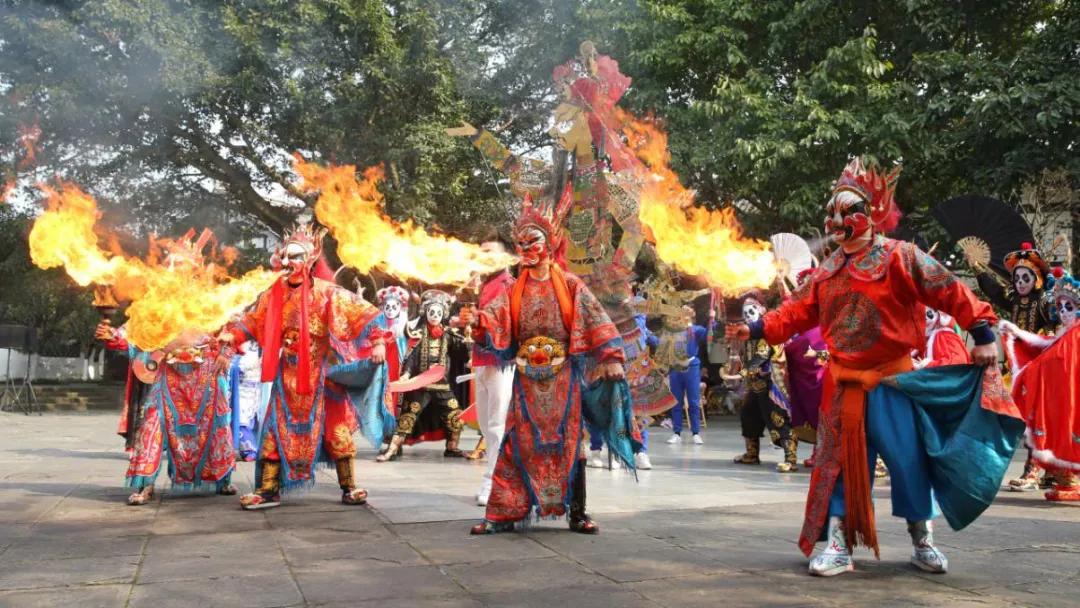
[740,389,791,445]
[396,389,462,438]
[570,458,587,519]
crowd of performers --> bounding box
[88,43,1080,581]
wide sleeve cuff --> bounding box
[749,320,765,340]
[969,321,995,346]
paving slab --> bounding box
[2,411,1079,608]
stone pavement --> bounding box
[1,412,1078,607]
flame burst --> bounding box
[28,182,278,351]
[619,111,776,295]
[294,155,516,286]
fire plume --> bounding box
[294,155,516,286]
[28,182,277,351]
[619,111,776,295]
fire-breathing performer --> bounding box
[225,223,388,510]
[727,158,1023,577]
[94,237,238,506]
[463,195,639,535]
[1001,268,1080,501]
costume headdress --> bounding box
[1050,267,1080,309]
[419,289,454,315]
[831,157,902,233]
[513,184,574,270]
[376,286,410,307]
[273,222,326,269]
[161,228,213,268]
[1003,242,1050,289]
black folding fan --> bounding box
[932,195,1034,278]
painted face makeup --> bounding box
[924,307,939,336]
[282,242,313,282]
[515,227,548,268]
[1057,297,1078,328]
[824,190,872,246]
[425,305,446,326]
[1013,267,1037,297]
[742,300,765,324]
[381,298,402,321]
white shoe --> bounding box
[808,517,854,577]
[692,434,704,445]
[610,457,622,470]
[588,451,604,468]
[635,452,652,470]
[476,493,488,506]
[909,521,948,573]
[666,434,682,444]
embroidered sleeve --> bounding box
[330,287,381,342]
[235,295,267,344]
[568,277,624,360]
[903,244,997,332]
[477,289,516,360]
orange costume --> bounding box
[234,224,385,509]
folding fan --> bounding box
[932,195,1034,278]
[769,233,815,289]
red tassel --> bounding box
[260,278,285,383]
[296,268,313,395]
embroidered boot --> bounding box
[444,429,465,458]
[908,520,949,573]
[127,485,154,506]
[1045,472,1080,501]
[808,517,853,576]
[1008,457,1043,492]
[733,437,761,464]
[376,435,405,462]
[240,460,281,510]
[776,436,799,472]
[335,457,368,505]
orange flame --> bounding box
[28,182,277,351]
[294,155,516,286]
[619,110,776,295]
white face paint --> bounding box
[1057,297,1078,328]
[425,305,446,326]
[924,307,939,336]
[742,300,764,324]
[381,298,403,321]
[1013,267,1037,296]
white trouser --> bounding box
[474,364,515,498]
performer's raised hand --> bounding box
[445,121,478,138]
[725,322,750,341]
[597,361,625,381]
[94,320,115,342]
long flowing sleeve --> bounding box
[902,245,998,343]
[328,286,382,343]
[758,285,820,345]
[568,276,623,362]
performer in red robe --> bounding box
[228,223,387,510]
[728,158,1021,577]
[1002,268,1080,501]
[914,307,973,369]
[464,195,637,535]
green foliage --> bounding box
[1,0,1077,252]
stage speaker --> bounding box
[0,325,36,352]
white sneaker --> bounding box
[610,457,623,470]
[808,517,854,577]
[635,452,652,470]
[692,434,704,445]
[666,434,682,444]
[588,451,604,468]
